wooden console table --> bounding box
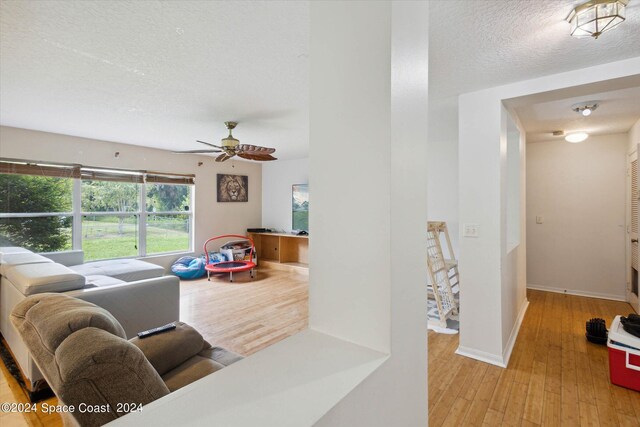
[247,232,308,274]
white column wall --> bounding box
[457,94,504,363]
[309,1,392,352]
[312,1,429,425]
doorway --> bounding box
[508,83,640,306]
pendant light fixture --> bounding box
[566,0,628,39]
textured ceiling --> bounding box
[1,1,640,158]
[516,85,640,142]
[429,0,640,140]
[0,1,309,159]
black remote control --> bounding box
[137,323,177,339]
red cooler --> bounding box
[607,315,640,391]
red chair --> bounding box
[203,234,256,282]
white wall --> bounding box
[427,100,459,257]
[427,135,459,257]
[500,107,528,357]
[0,126,262,269]
[630,118,640,153]
[261,158,308,232]
[527,134,628,300]
[458,57,640,367]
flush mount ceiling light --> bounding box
[572,101,599,116]
[566,0,628,39]
[565,132,590,143]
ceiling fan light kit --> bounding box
[566,0,628,39]
[173,121,277,162]
[221,121,240,148]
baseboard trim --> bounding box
[527,284,626,302]
[502,299,529,367]
[455,346,506,368]
[456,299,529,369]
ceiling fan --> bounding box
[173,121,277,162]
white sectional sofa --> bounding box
[0,247,180,397]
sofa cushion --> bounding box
[84,275,126,288]
[69,259,164,282]
[5,263,86,295]
[11,293,127,353]
[0,246,32,255]
[130,322,206,376]
[40,250,84,267]
[0,252,54,276]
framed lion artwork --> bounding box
[217,174,248,202]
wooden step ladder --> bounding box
[428,221,459,293]
[426,221,459,328]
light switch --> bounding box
[463,223,479,238]
[536,216,544,224]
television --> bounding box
[292,184,309,232]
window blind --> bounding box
[0,159,80,178]
[145,171,195,185]
[80,167,144,183]
[1,158,194,185]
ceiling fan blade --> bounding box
[172,149,223,154]
[237,152,278,161]
[215,152,236,162]
[237,144,276,155]
[197,140,224,149]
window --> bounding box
[82,180,141,261]
[146,184,191,255]
[0,159,194,259]
[0,162,76,252]
[0,175,74,252]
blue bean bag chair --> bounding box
[171,256,206,280]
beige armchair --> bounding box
[10,293,242,427]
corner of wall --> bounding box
[501,298,529,366]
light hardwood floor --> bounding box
[179,269,309,356]
[428,290,640,427]
[1,272,638,426]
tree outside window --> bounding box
[0,174,73,252]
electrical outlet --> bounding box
[463,223,479,238]
[536,216,544,224]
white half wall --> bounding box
[261,157,308,232]
[458,56,640,366]
[527,134,628,300]
[0,126,262,269]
